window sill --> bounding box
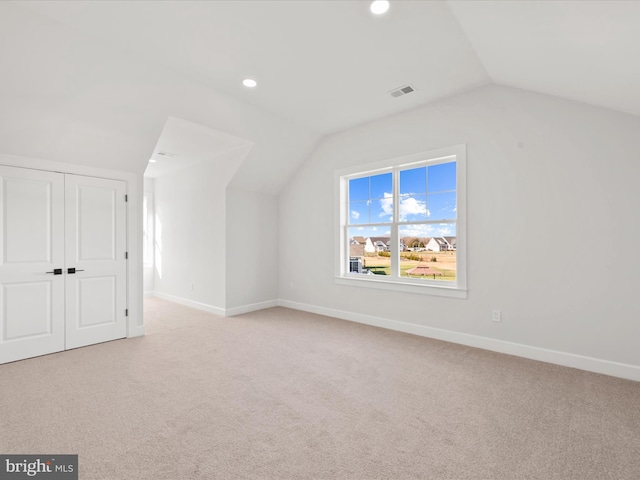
[335,276,467,298]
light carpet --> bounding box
[1,297,639,479]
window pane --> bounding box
[399,224,456,281]
[400,167,426,196]
[369,172,392,199]
[348,227,391,276]
[427,192,456,220]
[428,162,456,193]
[349,177,369,201]
[349,201,369,224]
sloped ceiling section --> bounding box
[145,117,253,181]
[0,2,317,194]
[447,0,640,117]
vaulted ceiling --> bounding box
[2,1,639,185]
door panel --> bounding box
[4,178,53,264]
[65,175,126,350]
[3,282,52,340]
[78,185,117,261]
[0,166,65,364]
[77,276,116,328]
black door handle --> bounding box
[46,268,63,275]
[67,268,85,274]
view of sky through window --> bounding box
[348,161,456,238]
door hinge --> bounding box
[125,309,129,317]
[125,252,128,259]
[125,194,128,202]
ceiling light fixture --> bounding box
[242,78,257,88]
[149,159,157,163]
[370,0,390,15]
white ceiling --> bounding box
[448,1,640,118]
[144,117,252,179]
[16,0,640,137]
[14,0,489,137]
[5,0,640,182]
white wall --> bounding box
[279,85,640,377]
[143,177,155,295]
[225,188,279,314]
[153,148,252,314]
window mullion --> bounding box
[391,167,400,278]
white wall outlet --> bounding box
[492,310,502,322]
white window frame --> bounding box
[335,144,467,298]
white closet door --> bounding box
[64,175,127,350]
[0,166,65,364]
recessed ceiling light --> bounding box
[242,78,257,88]
[370,0,390,15]
[149,159,157,163]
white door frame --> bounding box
[0,153,144,340]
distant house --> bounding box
[369,237,390,252]
[443,236,457,250]
[425,236,457,252]
[425,237,447,252]
[352,236,375,254]
[375,240,387,252]
[366,236,407,252]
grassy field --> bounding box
[362,250,456,281]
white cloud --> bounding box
[434,225,455,236]
[351,210,360,220]
[378,192,393,218]
[398,225,430,238]
[398,224,456,238]
[399,197,427,221]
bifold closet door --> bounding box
[0,166,66,364]
[64,174,127,350]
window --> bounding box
[336,145,466,297]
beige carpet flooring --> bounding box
[1,297,639,479]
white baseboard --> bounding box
[226,300,279,317]
[152,292,226,317]
[278,299,640,383]
[149,292,278,318]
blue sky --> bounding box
[348,162,456,239]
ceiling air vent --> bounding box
[389,84,415,98]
